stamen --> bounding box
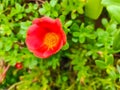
[44,32,59,49]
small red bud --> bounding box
[15,62,23,70]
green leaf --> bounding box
[15,3,23,12]
[102,18,108,27]
[106,54,114,65]
[71,11,77,19]
[24,58,38,69]
[96,28,109,44]
[72,38,78,43]
[70,23,79,31]
[73,32,80,37]
[52,58,59,70]
[5,40,13,51]
[17,14,23,19]
[113,30,120,51]
[117,65,120,74]
[0,41,3,49]
[107,5,120,23]
[62,76,68,81]
[85,0,103,19]
[33,4,38,10]
[77,4,85,14]
[79,35,85,43]
[101,0,120,6]
[86,34,96,39]
[62,42,69,50]
[43,2,51,11]
[50,0,58,7]
[106,67,117,79]
[64,20,73,28]
[39,8,46,15]
[0,4,3,12]
[95,60,107,69]
[59,15,66,24]
[51,10,58,17]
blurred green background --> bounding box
[0,0,120,90]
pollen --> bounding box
[44,32,59,49]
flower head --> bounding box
[15,62,23,70]
[26,16,66,58]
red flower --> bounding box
[26,17,66,58]
[15,62,23,70]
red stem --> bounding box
[0,64,10,83]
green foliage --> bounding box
[113,30,120,51]
[0,0,23,8]
[102,0,120,23]
[95,60,107,69]
[107,5,120,23]
[85,0,103,19]
[0,0,120,90]
[101,0,120,6]
[39,0,59,17]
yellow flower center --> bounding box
[44,32,59,49]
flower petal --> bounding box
[34,17,56,32]
[33,45,49,58]
[43,40,63,58]
[26,16,67,58]
[26,24,47,51]
[33,39,63,58]
[55,19,67,45]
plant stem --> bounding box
[0,64,10,83]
